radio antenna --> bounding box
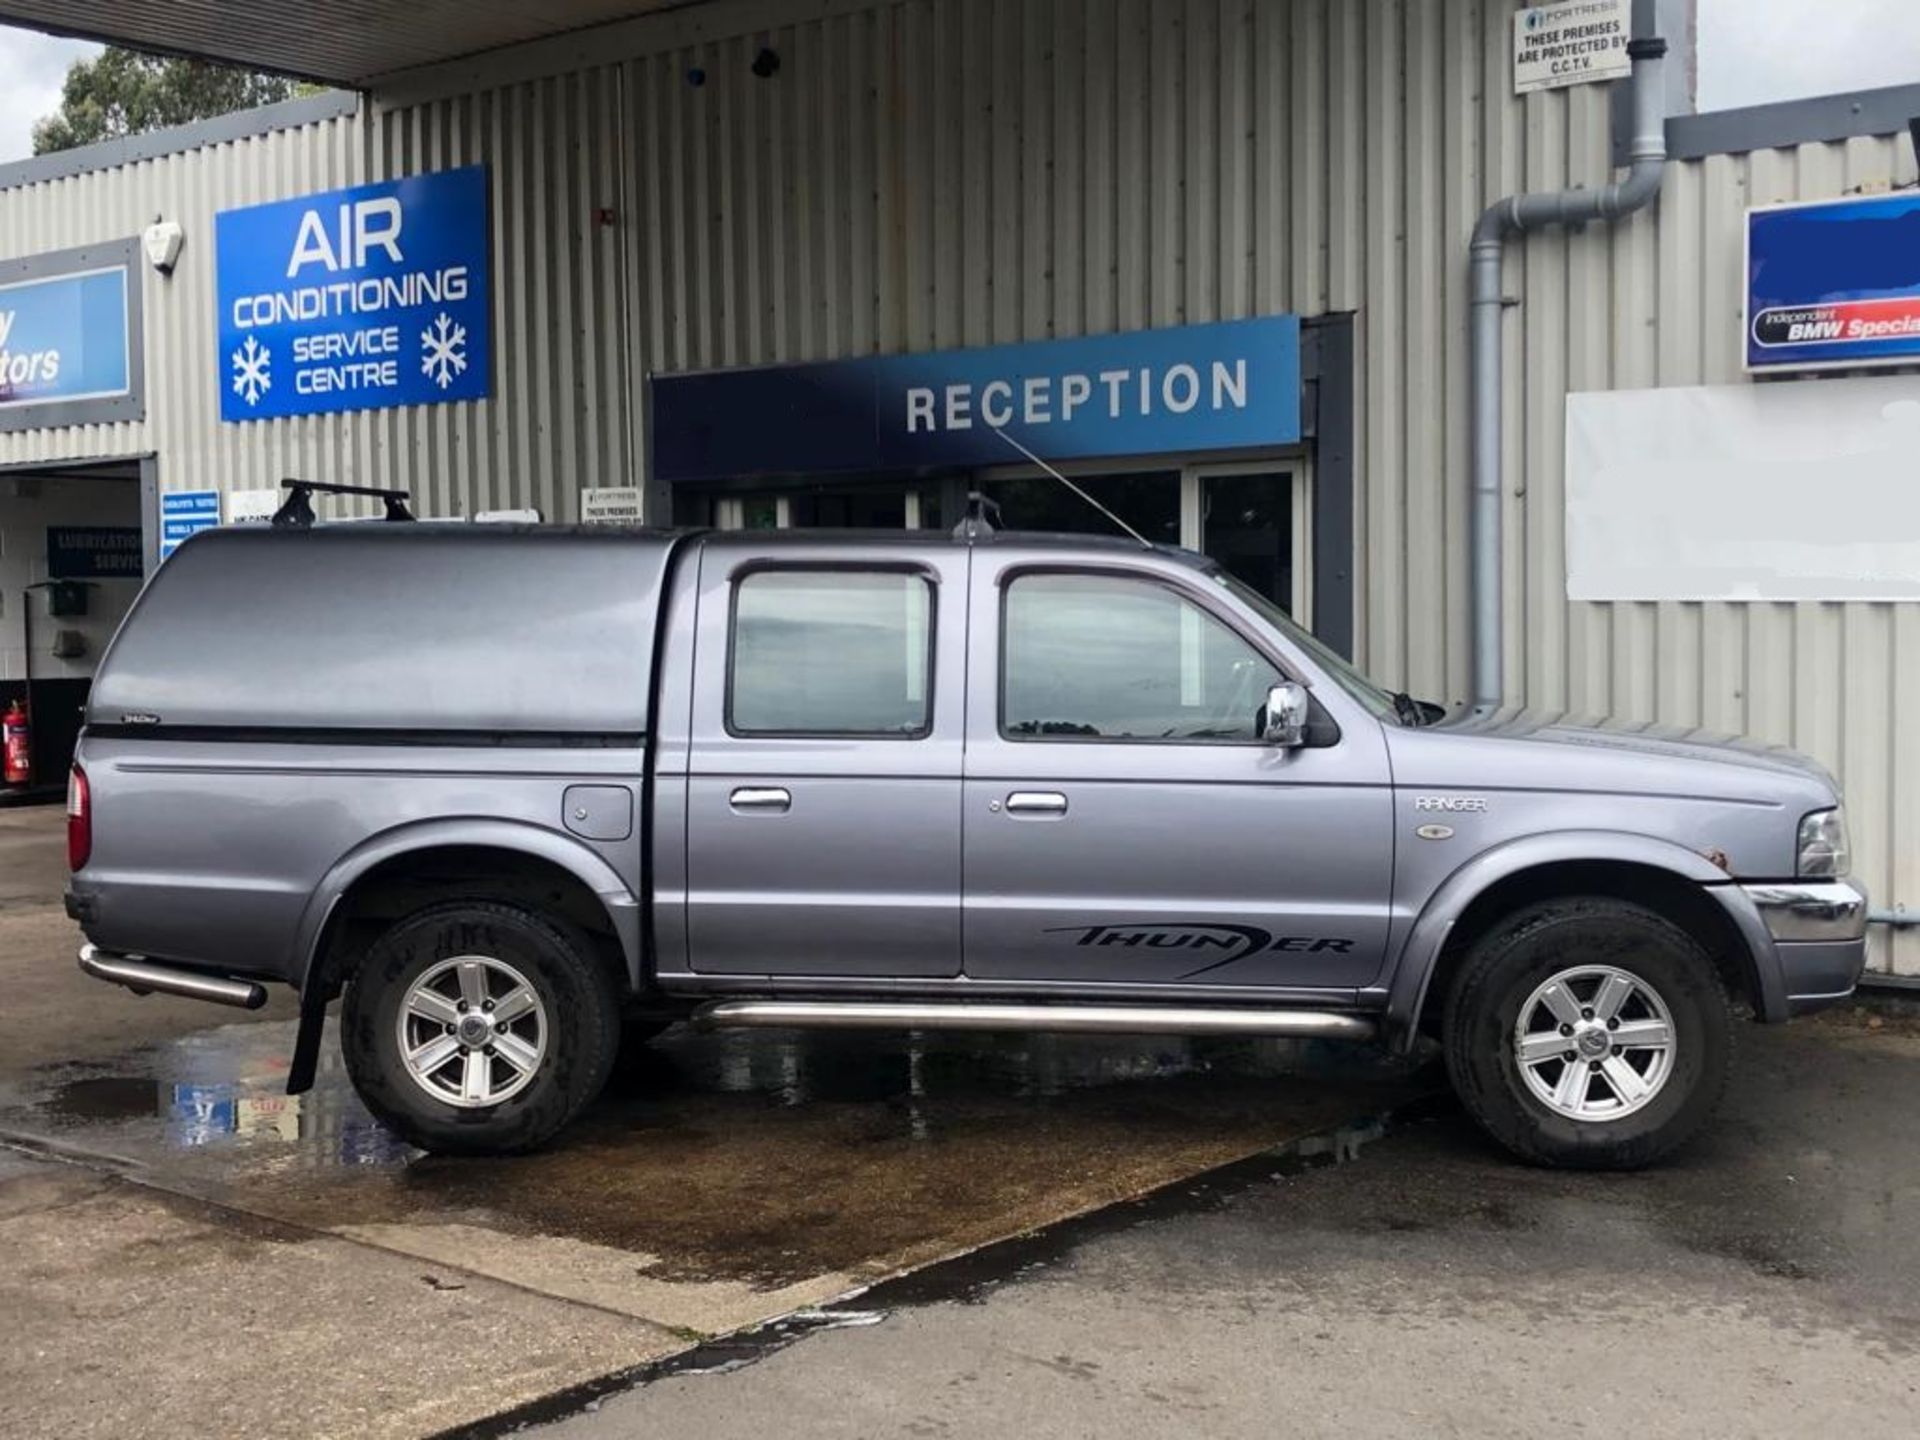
[988,426,1152,549]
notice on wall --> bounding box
[46,526,142,580]
[1513,0,1631,95]
[581,487,643,524]
[1566,377,1920,602]
[160,490,220,560]
[215,165,491,422]
[225,488,282,523]
[1746,192,1920,373]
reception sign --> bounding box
[651,316,1304,482]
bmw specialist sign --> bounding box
[1747,192,1920,373]
[0,240,141,433]
[651,315,1303,482]
[215,165,490,421]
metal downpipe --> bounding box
[1467,31,1670,713]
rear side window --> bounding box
[729,569,933,736]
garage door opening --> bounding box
[0,459,146,801]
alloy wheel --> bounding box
[1512,963,1676,1122]
[395,954,549,1108]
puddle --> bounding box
[0,1016,1434,1329]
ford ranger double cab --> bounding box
[66,518,1867,1168]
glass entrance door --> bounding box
[1196,467,1302,616]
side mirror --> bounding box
[1262,681,1311,748]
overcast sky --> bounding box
[0,2,1918,162]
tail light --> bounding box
[67,764,91,871]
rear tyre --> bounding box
[1443,897,1731,1170]
[341,900,622,1156]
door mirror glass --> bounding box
[1262,682,1310,748]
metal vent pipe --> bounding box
[1468,27,1671,712]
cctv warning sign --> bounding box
[1513,0,1631,95]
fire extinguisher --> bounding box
[3,701,29,787]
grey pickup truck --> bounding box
[67,518,1866,1167]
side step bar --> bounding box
[78,944,268,1010]
[694,999,1376,1041]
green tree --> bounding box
[32,47,306,155]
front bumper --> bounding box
[1739,879,1868,1015]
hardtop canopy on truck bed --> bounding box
[89,525,686,736]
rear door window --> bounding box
[729,569,934,737]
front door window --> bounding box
[1002,573,1279,743]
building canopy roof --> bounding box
[0,0,701,86]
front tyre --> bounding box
[1443,897,1732,1170]
[342,901,622,1155]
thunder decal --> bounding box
[1048,923,1354,981]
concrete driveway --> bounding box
[0,807,1426,1438]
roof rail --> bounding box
[271,479,415,528]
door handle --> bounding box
[1003,791,1068,817]
[730,786,792,814]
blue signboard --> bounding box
[651,315,1303,481]
[47,525,143,579]
[0,267,131,410]
[160,490,220,560]
[1747,193,1920,372]
[215,166,491,421]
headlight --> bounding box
[1797,807,1850,878]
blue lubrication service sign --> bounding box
[650,315,1304,481]
[47,525,142,579]
[215,165,491,421]
[1747,192,1920,372]
[0,267,131,409]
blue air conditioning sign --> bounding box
[0,240,142,433]
[215,166,491,421]
[1747,192,1920,373]
[650,315,1303,481]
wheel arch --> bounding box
[285,820,642,1094]
[1385,831,1779,1051]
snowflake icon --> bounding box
[230,336,271,407]
[421,313,469,390]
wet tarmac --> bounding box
[0,1015,1433,1334]
[524,1013,1920,1440]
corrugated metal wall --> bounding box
[0,112,363,472]
[1526,130,1920,976]
[620,0,1919,973]
[3,0,1914,968]
[0,73,631,522]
